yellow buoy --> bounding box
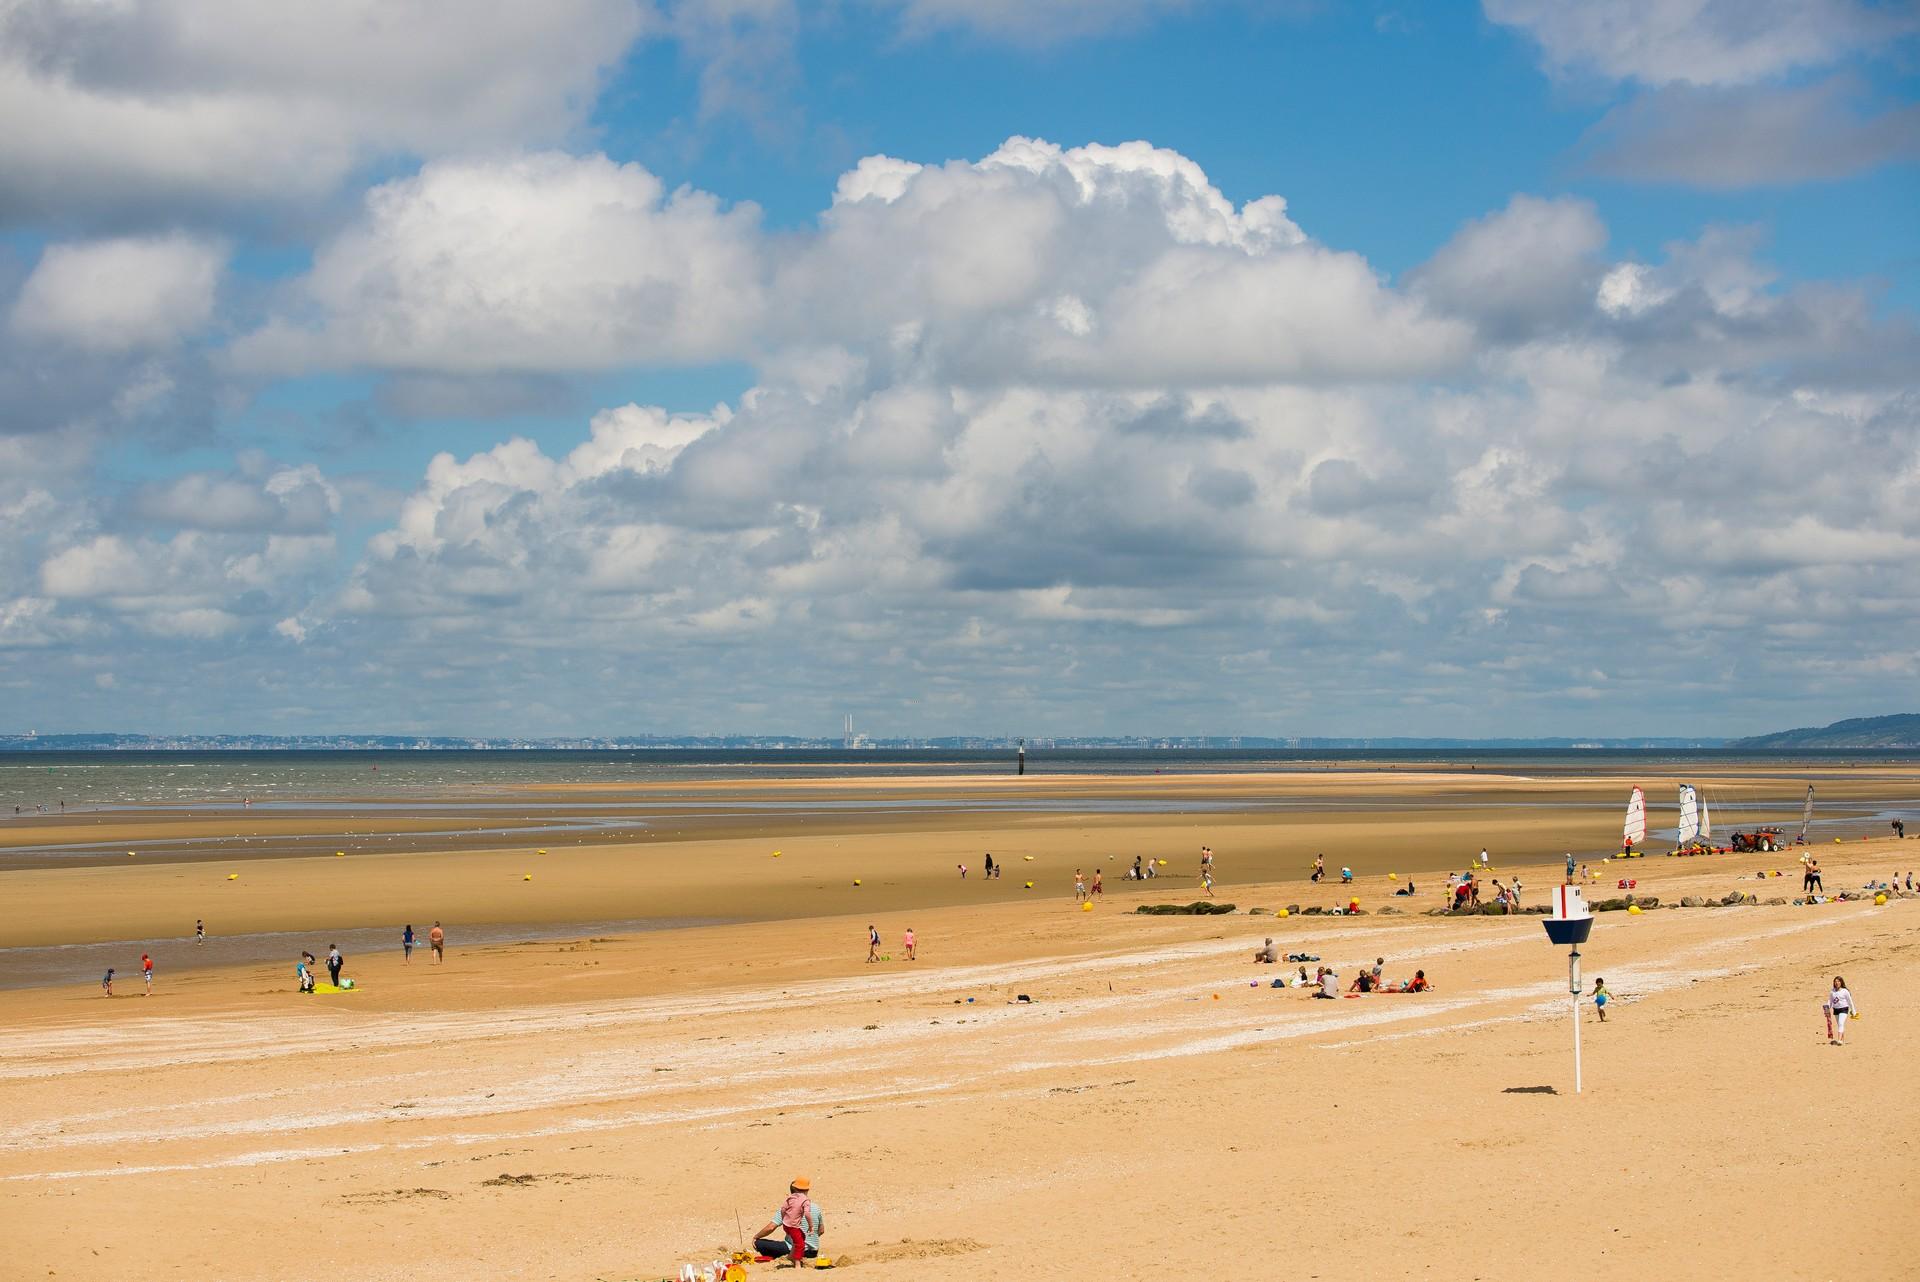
[1388,873,1397,881]
[1875,893,1887,905]
[1627,904,1641,914]
[771,850,781,857]
[853,879,862,886]
[1023,855,1034,861]
[523,874,532,881]
[1025,881,1034,888]
[335,851,344,857]
[537,848,547,855]
[226,873,238,880]
[1156,859,1167,866]
[1080,901,1092,912]
[1276,908,1289,918]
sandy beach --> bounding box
[2,765,1917,1280]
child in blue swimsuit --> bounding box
[1592,978,1610,1022]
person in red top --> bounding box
[141,953,154,996]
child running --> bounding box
[1592,977,1610,1022]
[141,952,154,996]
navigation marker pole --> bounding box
[1545,884,1594,1095]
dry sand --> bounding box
[2,767,1916,1280]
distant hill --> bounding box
[1728,714,1920,750]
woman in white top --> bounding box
[1825,976,1855,1045]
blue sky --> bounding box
[1,0,1917,737]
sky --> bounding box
[1,0,1917,740]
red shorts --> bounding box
[786,1226,806,1261]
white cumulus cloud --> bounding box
[10,234,225,351]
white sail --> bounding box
[1624,786,1647,845]
[1800,785,1814,842]
[1677,784,1699,844]
[1699,795,1712,840]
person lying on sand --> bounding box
[1253,938,1277,964]
[753,1178,822,1266]
[1393,970,1431,992]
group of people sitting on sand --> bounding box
[1251,941,1432,994]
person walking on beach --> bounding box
[867,924,880,963]
[1091,869,1102,897]
[101,967,114,996]
[403,924,415,963]
[1592,978,1610,1022]
[1201,868,1216,897]
[428,922,445,963]
[1074,869,1087,901]
[195,918,204,946]
[984,852,995,879]
[326,944,343,987]
[141,952,154,996]
[1805,859,1823,895]
[903,927,916,961]
[1510,877,1523,909]
[1824,976,1855,1045]
[1311,854,1324,883]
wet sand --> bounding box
[2,764,1917,1280]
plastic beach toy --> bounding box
[226,873,238,880]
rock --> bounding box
[1680,896,1704,908]
[1425,908,1451,917]
[1302,906,1324,916]
[1285,904,1302,915]
[1721,892,1746,906]
[1765,897,1787,905]
[1249,907,1269,915]
[1377,906,1398,915]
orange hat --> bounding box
[791,1177,810,1191]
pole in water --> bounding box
[1017,736,1026,776]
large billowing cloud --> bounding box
[241,139,1467,385]
[0,0,646,222]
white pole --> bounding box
[1569,945,1583,1095]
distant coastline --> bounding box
[0,733,1731,752]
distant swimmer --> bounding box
[429,922,445,963]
